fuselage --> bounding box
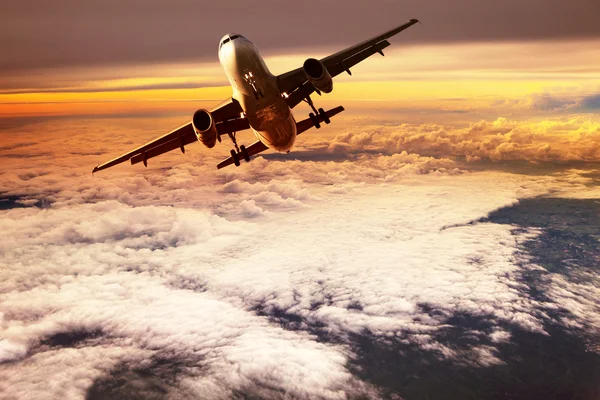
[217,33,296,152]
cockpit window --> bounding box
[220,35,246,48]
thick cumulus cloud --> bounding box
[321,116,600,163]
[526,92,600,113]
[1,117,600,398]
[0,117,464,212]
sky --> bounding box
[1,0,600,122]
[1,1,600,399]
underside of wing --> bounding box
[321,19,419,73]
[92,98,248,173]
[278,19,420,103]
[92,122,196,173]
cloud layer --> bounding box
[1,116,599,398]
[317,116,600,163]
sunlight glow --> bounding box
[1,39,599,119]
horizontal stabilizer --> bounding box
[296,106,345,135]
[216,106,345,169]
[216,140,268,169]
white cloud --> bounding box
[238,199,268,218]
[320,116,600,163]
[1,117,599,398]
[0,338,28,363]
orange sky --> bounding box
[2,39,599,121]
[2,37,599,166]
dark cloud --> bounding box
[1,0,599,73]
[0,82,219,95]
[580,94,600,110]
[37,329,105,351]
[529,93,578,111]
[347,312,600,400]
[0,195,44,210]
[86,354,202,400]
[483,197,600,288]
[525,92,600,113]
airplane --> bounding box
[92,19,420,172]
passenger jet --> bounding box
[93,19,420,172]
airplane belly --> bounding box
[253,113,297,152]
[221,39,296,152]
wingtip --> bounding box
[92,165,100,175]
[410,18,421,24]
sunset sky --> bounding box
[1,1,600,399]
[2,0,600,123]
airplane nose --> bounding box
[231,40,248,60]
[220,40,244,64]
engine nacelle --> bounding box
[192,109,218,148]
[303,58,333,94]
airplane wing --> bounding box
[278,19,420,108]
[92,98,248,173]
[216,106,345,169]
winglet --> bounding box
[92,165,100,175]
[409,18,421,24]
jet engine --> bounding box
[303,58,333,93]
[192,109,218,148]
